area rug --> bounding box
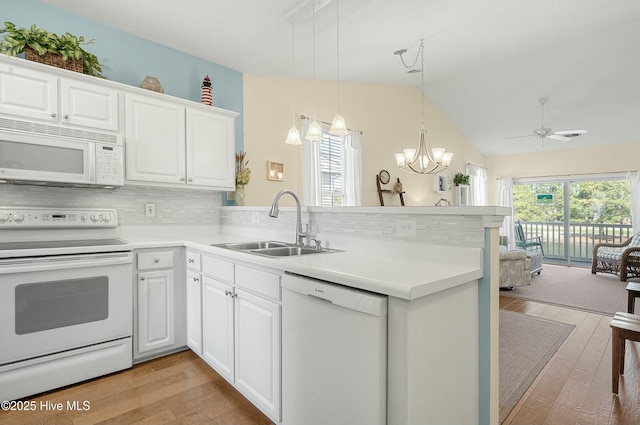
[499,310,575,423]
[500,264,631,316]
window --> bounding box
[319,132,344,206]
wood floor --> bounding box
[501,296,640,425]
[2,298,639,425]
[0,350,273,425]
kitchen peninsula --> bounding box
[122,205,508,425]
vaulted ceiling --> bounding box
[44,0,640,156]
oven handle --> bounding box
[0,252,133,274]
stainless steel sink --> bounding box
[251,246,325,257]
[212,241,339,257]
[214,241,289,250]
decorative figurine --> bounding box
[201,75,213,105]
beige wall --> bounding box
[242,74,485,207]
[486,141,640,202]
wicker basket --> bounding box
[24,47,83,74]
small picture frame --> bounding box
[267,161,284,181]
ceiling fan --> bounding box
[506,98,587,142]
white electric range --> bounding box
[0,207,133,401]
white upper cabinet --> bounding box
[125,93,237,190]
[186,108,235,188]
[0,62,119,132]
[60,79,119,131]
[0,62,58,122]
[125,93,186,184]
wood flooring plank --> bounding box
[575,337,615,425]
[543,315,613,425]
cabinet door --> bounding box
[137,269,175,354]
[235,288,281,422]
[125,94,186,184]
[0,62,57,122]
[186,108,235,189]
[202,276,234,382]
[60,79,119,131]
[186,270,202,355]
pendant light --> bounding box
[394,40,453,174]
[285,23,302,145]
[329,0,348,136]
[305,0,323,141]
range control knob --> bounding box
[90,213,101,222]
[102,213,112,223]
[80,214,88,222]
[0,212,9,223]
[13,213,25,223]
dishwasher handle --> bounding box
[283,274,387,317]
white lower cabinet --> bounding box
[234,288,280,421]
[137,269,175,353]
[134,248,186,361]
[186,270,202,355]
[186,249,281,423]
[202,276,235,382]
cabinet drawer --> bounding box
[186,250,201,271]
[235,265,281,301]
[138,251,174,270]
[202,255,234,284]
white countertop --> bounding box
[122,225,483,300]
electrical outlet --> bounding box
[145,203,156,218]
[396,219,417,238]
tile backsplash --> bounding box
[0,185,221,225]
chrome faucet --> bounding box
[269,189,308,246]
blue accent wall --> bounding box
[2,0,243,154]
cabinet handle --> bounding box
[51,113,57,118]
[154,258,160,263]
[179,177,185,182]
[188,259,194,263]
[63,114,69,119]
[188,178,193,182]
[140,276,145,281]
[192,277,199,282]
[231,293,238,298]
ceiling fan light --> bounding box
[329,113,349,135]
[305,120,323,141]
[441,152,454,167]
[285,125,302,145]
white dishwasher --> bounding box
[282,273,388,425]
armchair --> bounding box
[514,220,544,256]
[592,233,640,282]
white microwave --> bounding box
[0,129,123,187]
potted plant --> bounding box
[0,22,104,78]
[453,172,470,186]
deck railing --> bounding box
[520,221,633,264]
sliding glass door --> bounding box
[514,177,631,266]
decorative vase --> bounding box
[235,184,245,206]
[140,76,164,93]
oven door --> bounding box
[0,131,95,185]
[0,252,132,365]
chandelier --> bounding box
[394,39,453,174]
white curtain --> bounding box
[343,131,362,206]
[466,163,488,206]
[497,177,515,250]
[628,171,640,233]
[302,118,322,206]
